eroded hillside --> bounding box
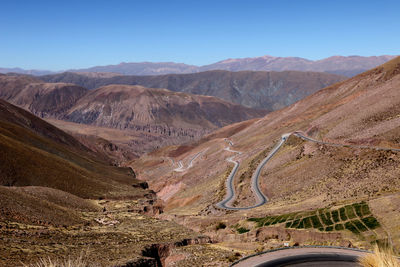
[0,75,266,155]
[0,99,240,266]
[132,56,400,254]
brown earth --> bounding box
[0,98,244,266]
[40,70,346,109]
[0,75,267,155]
[64,84,267,137]
[132,56,400,253]
[3,57,400,265]
[0,99,149,199]
[0,199,241,266]
[0,75,88,118]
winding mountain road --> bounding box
[217,132,400,210]
[173,150,207,172]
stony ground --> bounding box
[0,199,240,266]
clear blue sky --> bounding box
[1,0,399,70]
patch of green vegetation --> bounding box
[216,222,226,230]
[248,202,380,235]
[287,213,298,221]
[335,224,344,231]
[297,219,305,229]
[237,227,250,234]
[290,219,301,228]
[319,211,334,225]
[361,203,371,216]
[264,217,276,226]
[353,203,363,217]
[278,214,291,223]
[272,215,283,225]
[325,226,334,231]
[331,210,340,223]
[352,220,368,232]
[310,215,323,228]
[345,206,357,219]
[247,217,267,227]
[362,216,380,229]
[304,217,313,229]
[339,207,348,221]
[345,221,360,234]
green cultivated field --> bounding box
[248,202,380,235]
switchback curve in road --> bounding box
[217,132,400,210]
[173,149,207,172]
[216,134,290,210]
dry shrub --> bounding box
[359,245,400,267]
[23,249,93,267]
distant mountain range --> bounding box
[0,74,266,154]
[41,70,346,110]
[199,55,397,77]
[0,67,54,76]
[1,55,396,77]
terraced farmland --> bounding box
[248,202,381,236]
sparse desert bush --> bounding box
[216,222,227,230]
[23,249,92,267]
[24,257,88,267]
[359,245,400,267]
[227,252,242,262]
[237,227,250,234]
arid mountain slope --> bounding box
[61,55,396,76]
[71,61,199,75]
[201,55,397,76]
[65,84,267,135]
[0,67,53,76]
[40,70,346,109]
[0,98,233,267]
[0,75,267,154]
[0,186,99,226]
[0,99,149,199]
[0,75,88,118]
[2,55,395,76]
[132,56,400,249]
